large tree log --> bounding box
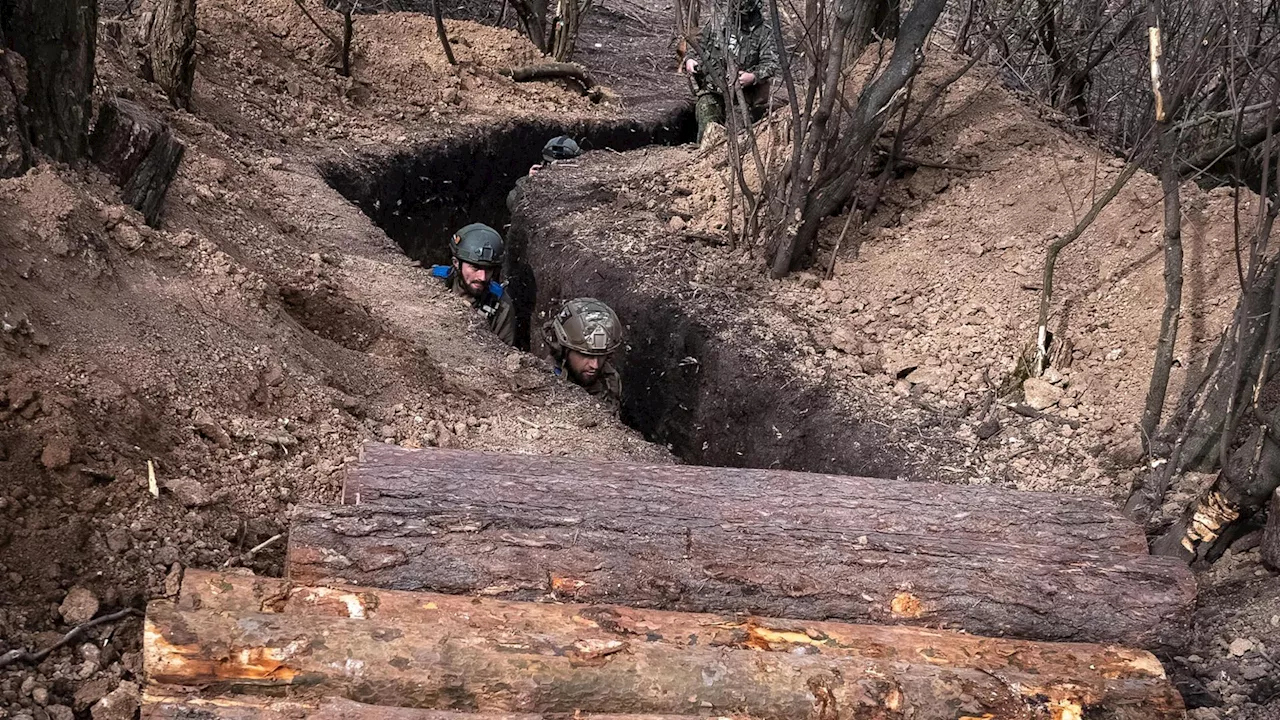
[89,98,186,227]
[342,444,1148,554]
[1263,488,1280,571]
[286,503,1195,652]
[0,0,96,163]
[146,576,1186,719]
[142,695,721,720]
[178,569,1177,693]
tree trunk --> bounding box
[0,22,31,177]
[146,574,1186,720]
[89,97,186,227]
[1263,487,1280,570]
[0,0,97,163]
[287,502,1194,652]
[1152,400,1280,561]
[144,695,719,720]
[1140,124,1184,453]
[343,444,1149,553]
[148,0,196,109]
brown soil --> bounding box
[0,0,1276,718]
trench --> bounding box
[323,112,917,478]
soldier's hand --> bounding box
[737,71,757,87]
[684,57,699,74]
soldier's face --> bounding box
[566,350,606,384]
[457,261,491,296]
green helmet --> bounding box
[545,297,623,356]
[451,223,505,267]
[542,136,582,163]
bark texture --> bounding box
[342,444,1148,554]
[89,98,186,227]
[178,569,1179,693]
[148,0,197,109]
[1263,487,1280,571]
[0,0,96,163]
[0,23,30,177]
[286,503,1194,652]
[145,576,1186,720]
[143,695,720,720]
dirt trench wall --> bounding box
[510,214,913,476]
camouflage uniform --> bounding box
[440,269,516,346]
[690,1,780,141]
[543,297,625,412]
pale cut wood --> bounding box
[286,502,1195,652]
[341,443,1149,554]
[145,576,1186,720]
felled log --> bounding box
[178,569,1178,697]
[286,503,1195,652]
[1263,487,1280,571]
[142,695,718,720]
[342,443,1149,554]
[499,63,603,101]
[89,98,186,227]
[145,575,1186,720]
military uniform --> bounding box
[544,297,625,413]
[507,137,582,212]
[690,2,780,141]
[432,265,516,346]
[556,360,623,409]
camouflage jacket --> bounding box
[433,266,517,346]
[692,12,780,95]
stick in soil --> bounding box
[0,608,143,669]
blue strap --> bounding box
[489,281,505,299]
[429,265,450,279]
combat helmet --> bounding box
[542,135,582,163]
[545,297,623,356]
[451,223,505,268]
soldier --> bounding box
[430,223,516,346]
[682,0,780,143]
[543,297,624,410]
[506,135,583,212]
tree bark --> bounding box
[286,502,1194,652]
[343,444,1149,553]
[148,0,196,109]
[1263,487,1280,570]
[0,0,96,163]
[89,98,186,227]
[143,695,717,720]
[0,23,31,177]
[146,574,1186,720]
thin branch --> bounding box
[0,609,143,669]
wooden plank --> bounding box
[145,576,1186,720]
[341,444,1149,554]
[285,502,1195,652]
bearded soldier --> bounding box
[430,223,516,346]
[543,297,624,410]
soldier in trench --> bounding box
[430,223,516,346]
[543,297,624,411]
[506,136,584,212]
[682,0,780,144]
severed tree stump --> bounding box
[286,502,1195,653]
[89,98,185,228]
[1263,488,1280,571]
[143,570,1186,720]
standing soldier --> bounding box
[682,0,780,143]
[430,223,516,346]
[543,297,624,411]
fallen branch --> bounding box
[1008,402,1082,429]
[222,532,285,568]
[501,63,603,100]
[0,608,143,668]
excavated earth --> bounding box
[0,0,1276,718]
